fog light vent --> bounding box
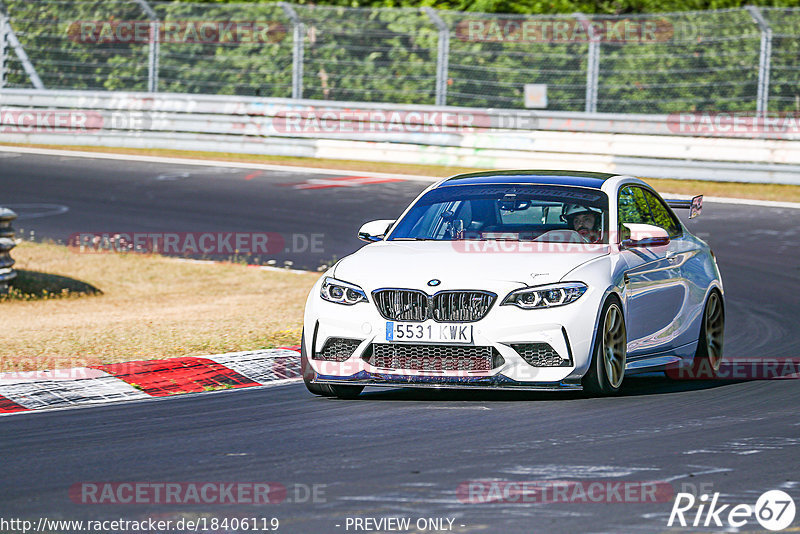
[511,343,571,367]
[314,337,362,362]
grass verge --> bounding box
[0,242,318,372]
[3,142,800,203]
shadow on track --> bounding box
[319,375,744,402]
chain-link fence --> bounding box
[0,1,798,114]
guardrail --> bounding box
[2,2,799,116]
[1,89,799,184]
[0,207,17,295]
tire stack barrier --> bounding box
[0,208,18,296]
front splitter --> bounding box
[314,370,583,391]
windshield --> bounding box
[389,184,610,244]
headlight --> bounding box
[320,277,368,305]
[502,282,588,309]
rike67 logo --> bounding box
[668,490,796,531]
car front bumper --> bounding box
[304,284,605,389]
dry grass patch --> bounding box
[1,242,319,372]
[5,142,799,202]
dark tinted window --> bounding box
[390,184,610,243]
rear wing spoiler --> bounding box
[665,195,703,219]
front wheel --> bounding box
[582,298,627,396]
[301,331,364,399]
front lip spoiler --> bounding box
[314,372,583,391]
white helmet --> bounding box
[560,204,602,225]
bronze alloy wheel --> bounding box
[582,299,627,396]
[602,303,627,389]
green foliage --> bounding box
[2,1,798,113]
[180,0,800,15]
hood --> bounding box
[334,240,608,292]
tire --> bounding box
[582,297,627,396]
[301,331,364,399]
[691,289,725,378]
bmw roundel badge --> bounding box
[428,279,441,287]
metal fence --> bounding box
[0,1,798,115]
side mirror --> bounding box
[357,219,395,243]
[621,223,670,248]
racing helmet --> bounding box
[560,204,602,229]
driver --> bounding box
[561,204,603,243]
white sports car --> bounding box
[302,171,724,397]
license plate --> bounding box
[385,322,473,343]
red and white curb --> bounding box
[0,347,301,415]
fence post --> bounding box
[148,21,160,93]
[0,14,7,89]
[575,13,599,113]
[280,3,304,99]
[0,1,44,89]
[745,6,772,117]
[0,207,17,296]
[423,7,449,107]
[133,0,159,93]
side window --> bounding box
[641,189,682,238]
[618,186,655,226]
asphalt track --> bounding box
[1,151,800,534]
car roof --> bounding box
[439,170,618,189]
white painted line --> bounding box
[1,203,70,220]
[0,144,439,182]
[169,257,315,274]
[258,265,316,275]
[2,144,797,208]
